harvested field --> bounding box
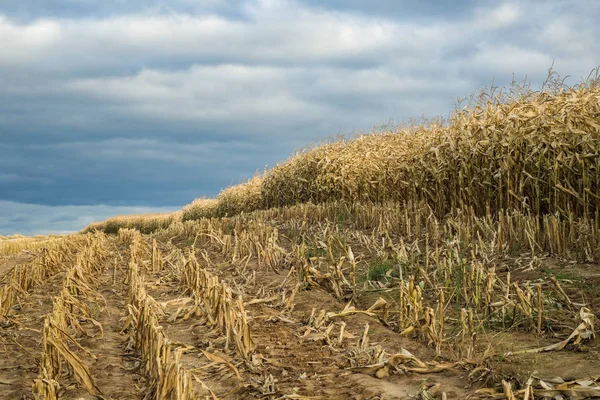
[2,201,599,399]
[3,78,599,399]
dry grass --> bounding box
[0,235,69,257]
[82,212,182,234]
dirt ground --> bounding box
[0,221,598,399]
[0,253,33,280]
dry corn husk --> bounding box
[477,375,600,399]
[504,307,596,356]
[351,348,456,377]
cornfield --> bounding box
[2,75,599,398]
[263,81,600,220]
[83,212,181,234]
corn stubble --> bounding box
[1,237,83,317]
[123,230,253,399]
[0,235,69,257]
[178,252,255,359]
[33,233,109,399]
[15,200,598,398]
[116,229,195,399]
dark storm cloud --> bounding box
[0,0,599,234]
[0,137,287,207]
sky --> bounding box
[1,0,599,235]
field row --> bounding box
[1,206,599,398]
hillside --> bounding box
[1,78,599,399]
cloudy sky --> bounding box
[1,0,598,235]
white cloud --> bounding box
[1,0,597,137]
[0,2,406,71]
[467,45,554,79]
[64,63,470,135]
[0,16,62,65]
[472,3,520,30]
[537,18,598,59]
[1,1,595,104]
[64,65,325,131]
[0,1,594,77]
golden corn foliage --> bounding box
[163,78,598,225]
[215,174,264,217]
[181,198,218,221]
[262,83,600,220]
[82,212,182,234]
